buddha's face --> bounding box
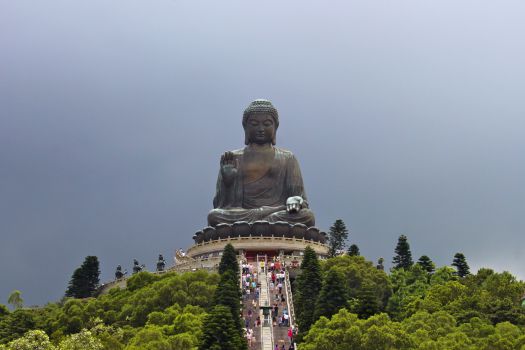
[244,113,276,145]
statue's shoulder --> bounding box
[274,147,296,159]
[230,148,244,156]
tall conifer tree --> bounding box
[417,255,435,274]
[392,235,413,269]
[213,243,246,349]
[65,256,100,298]
[214,270,243,333]
[295,246,322,336]
[452,252,470,277]
[357,283,379,319]
[328,219,349,257]
[199,305,244,350]
[347,244,360,257]
[314,268,348,320]
[219,243,239,277]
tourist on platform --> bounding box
[246,328,253,348]
[283,312,289,326]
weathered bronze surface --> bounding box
[207,99,315,227]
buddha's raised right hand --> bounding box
[220,151,238,186]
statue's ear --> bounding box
[245,133,249,145]
[272,132,276,145]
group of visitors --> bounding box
[269,268,290,327]
[242,262,260,347]
[241,257,296,349]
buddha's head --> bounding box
[242,99,279,145]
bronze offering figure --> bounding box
[132,259,145,274]
[156,254,166,272]
[114,265,126,280]
[208,99,315,227]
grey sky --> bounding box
[1,0,524,306]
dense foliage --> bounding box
[0,270,219,349]
[298,254,525,349]
[1,238,524,349]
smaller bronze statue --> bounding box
[156,254,166,272]
[114,265,127,280]
[132,259,145,274]
[376,257,385,271]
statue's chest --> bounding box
[242,154,275,183]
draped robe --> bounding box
[207,147,315,227]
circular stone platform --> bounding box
[187,221,329,260]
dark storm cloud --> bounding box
[1,0,524,305]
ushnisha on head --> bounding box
[242,99,279,145]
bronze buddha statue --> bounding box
[207,99,315,227]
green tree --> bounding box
[328,219,349,257]
[323,255,392,312]
[452,253,470,278]
[7,291,23,310]
[125,326,171,350]
[199,305,244,350]
[65,256,100,298]
[214,244,246,349]
[5,330,55,350]
[314,268,348,320]
[417,255,435,274]
[0,309,36,343]
[0,305,8,319]
[347,244,360,257]
[356,282,380,319]
[218,243,239,277]
[295,246,322,336]
[57,329,103,350]
[392,235,413,269]
[213,271,243,333]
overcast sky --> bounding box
[1,0,524,306]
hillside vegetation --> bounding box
[296,254,525,350]
[1,252,524,349]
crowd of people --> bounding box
[240,259,296,349]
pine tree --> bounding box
[392,235,413,269]
[417,255,435,274]
[356,283,379,319]
[347,244,360,257]
[213,244,246,349]
[295,246,322,335]
[452,252,470,278]
[314,268,348,320]
[213,270,243,332]
[328,219,349,257]
[199,305,244,350]
[219,243,239,277]
[65,256,100,298]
